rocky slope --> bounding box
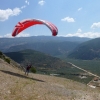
[0,58,100,100]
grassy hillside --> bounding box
[5,49,69,69]
[0,57,99,100]
[64,58,100,76]
[68,38,100,60]
[0,51,23,70]
[5,49,95,84]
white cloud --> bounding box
[0,8,21,21]
[77,29,82,33]
[21,5,26,9]
[38,0,45,6]
[0,36,3,38]
[4,34,13,38]
[0,0,30,22]
[0,32,30,38]
[0,33,13,38]
[16,32,30,37]
[12,8,22,16]
[64,32,100,38]
[25,0,29,5]
[61,17,75,22]
[78,7,82,11]
[91,22,100,29]
[21,0,29,9]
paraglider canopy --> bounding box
[12,19,58,37]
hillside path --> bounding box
[68,62,100,78]
[0,59,100,100]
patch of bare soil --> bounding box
[0,59,100,100]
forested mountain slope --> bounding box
[68,38,100,60]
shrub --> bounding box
[30,67,37,73]
[0,51,3,58]
[0,51,3,55]
[4,57,10,64]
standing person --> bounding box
[25,64,32,76]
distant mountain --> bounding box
[0,36,91,53]
[68,38,100,60]
[0,36,91,58]
[5,41,80,57]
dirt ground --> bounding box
[0,59,100,100]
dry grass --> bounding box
[0,58,100,100]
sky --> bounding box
[1,0,100,38]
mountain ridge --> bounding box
[0,36,91,58]
[68,38,100,60]
[4,49,70,69]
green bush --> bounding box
[4,57,10,64]
[0,51,3,55]
[30,67,37,73]
[0,52,10,64]
[0,51,3,58]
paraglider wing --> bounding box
[12,19,58,37]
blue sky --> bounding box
[1,0,100,38]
